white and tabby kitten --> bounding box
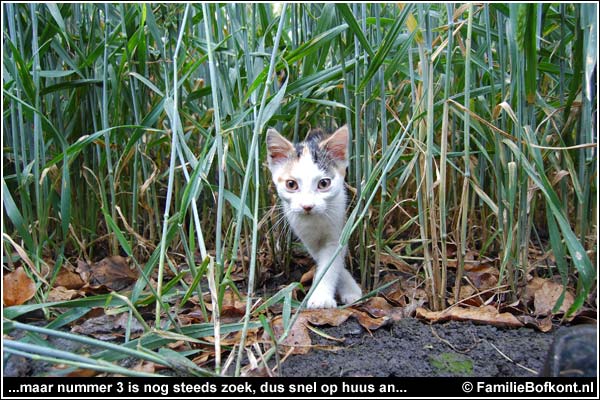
[266,125,362,309]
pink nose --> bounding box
[302,204,314,213]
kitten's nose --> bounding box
[301,204,314,213]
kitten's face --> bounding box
[266,126,349,217]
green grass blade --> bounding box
[335,4,375,58]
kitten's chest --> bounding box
[287,211,342,254]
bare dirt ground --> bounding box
[279,317,571,377]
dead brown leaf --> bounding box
[527,278,574,316]
[381,277,428,309]
[55,265,85,290]
[351,309,390,330]
[178,307,207,325]
[360,296,393,318]
[47,286,80,302]
[166,340,186,350]
[266,315,312,355]
[451,285,480,305]
[263,308,364,356]
[48,363,99,377]
[71,309,145,340]
[132,360,157,374]
[204,328,260,347]
[66,369,99,377]
[392,297,427,320]
[220,306,246,323]
[299,268,315,286]
[3,267,36,306]
[204,288,246,310]
[185,308,208,323]
[378,254,412,272]
[381,287,405,306]
[464,264,499,291]
[524,277,576,317]
[303,308,353,327]
[302,307,389,330]
[192,351,212,367]
[416,305,524,328]
[87,256,138,291]
[76,259,91,282]
[517,315,554,332]
[203,288,247,323]
[225,261,248,283]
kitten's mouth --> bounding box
[297,208,317,216]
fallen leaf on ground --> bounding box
[464,264,499,291]
[303,308,353,327]
[178,307,207,325]
[378,254,412,272]
[299,268,314,286]
[266,308,360,355]
[49,364,99,377]
[517,315,553,332]
[526,277,574,316]
[220,305,246,323]
[203,288,247,323]
[3,267,36,306]
[416,305,523,328]
[381,287,406,306]
[450,285,484,306]
[71,309,145,340]
[204,328,260,346]
[47,286,80,302]
[523,276,544,302]
[132,360,157,374]
[381,276,428,304]
[166,340,186,350]
[55,266,85,290]
[87,256,138,291]
[204,288,246,310]
[266,315,312,355]
[304,307,389,330]
[191,351,212,367]
[351,309,390,330]
[225,261,249,283]
[392,297,427,320]
[265,306,392,356]
[66,369,99,377]
[76,259,91,282]
[360,296,394,318]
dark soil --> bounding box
[279,318,568,377]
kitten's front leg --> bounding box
[306,250,341,309]
[337,268,362,305]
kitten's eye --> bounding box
[317,178,331,190]
[285,179,298,191]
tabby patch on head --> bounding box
[266,126,349,176]
[266,125,349,218]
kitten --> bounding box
[266,125,362,309]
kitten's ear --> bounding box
[266,128,294,169]
[319,125,349,166]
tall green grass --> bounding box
[3,3,597,376]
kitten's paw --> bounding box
[340,289,362,305]
[307,294,337,309]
